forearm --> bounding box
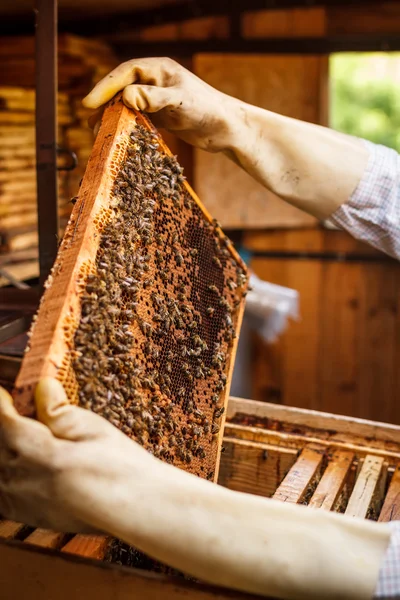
[225,99,369,220]
[86,452,390,600]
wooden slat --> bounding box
[24,529,69,549]
[0,520,26,540]
[225,421,400,462]
[242,229,382,257]
[250,257,322,410]
[328,2,400,34]
[379,464,400,522]
[62,534,111,559]
[227,397,400,447]
[272,445,324,504]
[218,437,297,497]
[309,450,354,510]
[243,7,326,38]
[345,455,385,519]
[357,263,400,425]
[319,262,363,418]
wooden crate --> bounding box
[1,396,400,599]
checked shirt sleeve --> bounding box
[330,140,400,260]
[374,521,400,599]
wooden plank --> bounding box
[24,529,69,549]
[242,229,383,256]
[62,534,111,559]
[345,455,385,519]
[318,262,363,418]
[218,437,297,497]
[248,257,287,404]
[225,421,400,462]
[0,539,260,600]
[272,445,324,504]
[328,2,400,34]
[309,450,354,510]
[357,263,400,425]
[227,397,400,446]
[243,7,326,38]
[0,520,25,539]
[379,465,400,522]
[250,257,322,410]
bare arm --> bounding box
[224,104,368,219]
[0,379,390,600]
[83,57,368,220]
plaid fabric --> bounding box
[331,140,400,260]
[332,139,400,596]
[374,521,400,598]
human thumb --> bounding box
[35,378,110,441]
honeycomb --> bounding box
[14,106,248,481]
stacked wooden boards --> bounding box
[0,34,117,286]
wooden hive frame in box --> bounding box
[13,93,248,488]
[1,397,400,599]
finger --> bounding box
[87,107,104,131]
[123,84,178,114]
[35,378,113,441]
[0,387,49,460]
[93,120,101,139]
[0,386,20,449]
[82,57,177,109]
[0,387,17,420]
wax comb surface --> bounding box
[13,95,248,480]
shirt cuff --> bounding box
[330,139,400,260]
[374,521,400,599]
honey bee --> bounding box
[214,407,225,419]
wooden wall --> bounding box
[245,230,400,425]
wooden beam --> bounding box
[272,445,324,504]
[218,437,297,497]
[113,34,400,58]
[58,0,385,38]
[24,529,69,550]
[227,397,400,446]
[345,455,386,519]
[309,450,354,510]
[62,534,112,559]
[224,421,400,462]
[0,520,26,540]
[379,464,400,522]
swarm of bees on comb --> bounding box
[14,98,248,483]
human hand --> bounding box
[83,57,241,152]
[0,378,153,533]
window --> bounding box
[330,52,400,152]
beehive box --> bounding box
[13,94,248,482]
[1,397,400,600]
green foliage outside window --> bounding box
[330,53,400,152]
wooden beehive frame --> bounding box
[13,94,247,485]
[2,396,400,599]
